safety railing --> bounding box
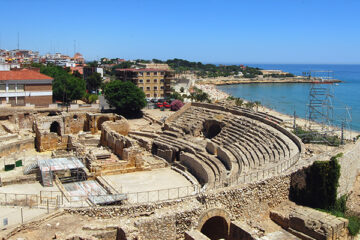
[0,152,300,208]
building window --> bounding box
[146,72,150,76]
[160,79,164,83]
[8,84,15,92]
[138,72,143,76]
[140,87,143,90]
[146,79,150,83]
[160,72,165,75]
[0,84,5,92]
[154,93,157,98]
[17,84,24,92]
[146,87,150,90]
[161,94,164,97]
[154,86,157,90]
[153,79,157,83]
[146,94,150,97]
[154,72,158,76]
[160,86,164,90]
[139,79,143,83]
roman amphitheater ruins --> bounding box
[0,102,359,240]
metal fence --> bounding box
[0,153,300,208]
[126,185,199,204]
[0,191,63,209]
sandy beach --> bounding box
[196,83,359,140]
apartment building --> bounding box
[115,68,173,99]
[0,69,53,106]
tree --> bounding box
[53,75,86,104]
[86,72,102,93]
[72,70,83,79]
[235,98,244,107]
[170,91,184,102]
[82,93,98,104]
[39,64,86,104]
[104,81,146,117]
[244,101,255,110]
[87,61,98,67]
[113,61,133,69]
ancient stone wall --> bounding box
[100,123,133,160]
[65,174,291,240]
[35,131,68,152]
[0,111,37,130]
[0,138,34,158]
[337,139,360,196]
[63,112,88,134]
[86,113,121,134]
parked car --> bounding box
[156,102,164,108]
[163,101,171,108]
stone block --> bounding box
[206,140,218,155]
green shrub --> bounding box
[334,194,347,213]
[291,153,360,236]
[347,215,360,236]
[290,154,341,209]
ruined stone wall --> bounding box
[63,112,87,134]
[336,139,360,196]
[100,124,133,160]
[65,174,291,240]
[35,131,68,152]
[0,138,34,157]
[86,113,121,134]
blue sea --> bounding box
[216,64,360,131]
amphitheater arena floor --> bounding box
[103,168,193,203]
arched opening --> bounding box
[200,216,229,240]
[97,116,110,130]
[48,112,58,116]
[50,121,61,136]
[73,114,78,120]
[203,120,223,139]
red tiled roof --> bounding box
[0,69,53,81]
[115,68,171,72]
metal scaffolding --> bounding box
[302,70,352,144]
[307,71,335,132]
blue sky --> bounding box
[1,0,359,64]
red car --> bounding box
[156,102,164,108]
[163,102,171,108]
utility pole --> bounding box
[293,110,297,133]
[341,121,344,145]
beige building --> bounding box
[115,68,173,99]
